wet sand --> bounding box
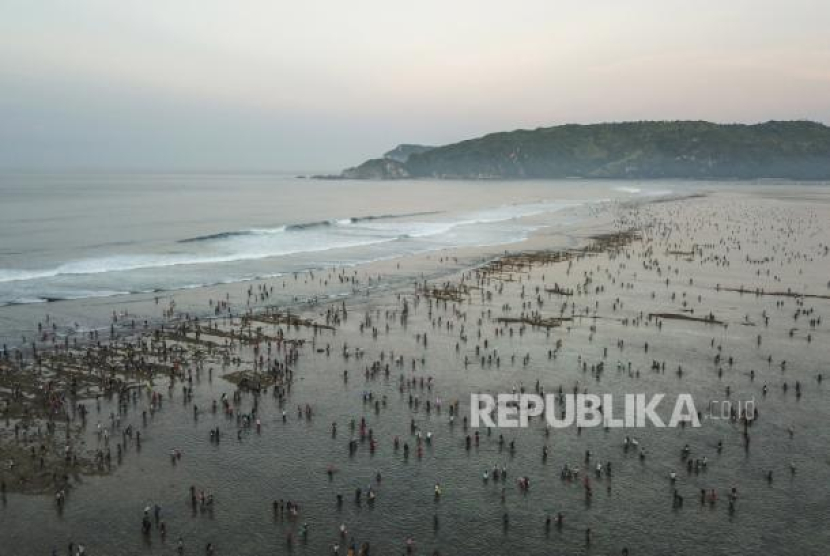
[1,186,829,555]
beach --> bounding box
[1,179,829,555]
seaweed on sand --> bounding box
[496,316,573,329]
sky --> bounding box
[1,0,829,172]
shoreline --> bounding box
[2,187,829,555]
[0,194,630,348]
[0,196,642,496]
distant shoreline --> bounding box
[337,120,830,181]
[309,173,830,183]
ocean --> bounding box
[0,173,673,341]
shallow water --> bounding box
[1,179,830,555]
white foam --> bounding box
[0,199,587,297]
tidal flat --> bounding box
[1,185,829,556]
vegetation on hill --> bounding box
[340,121,830,180]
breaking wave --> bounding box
[0,201,582,303]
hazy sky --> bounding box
[2,0,829,172]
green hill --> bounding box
[340,121,830,180]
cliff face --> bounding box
[341,121,830,180]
